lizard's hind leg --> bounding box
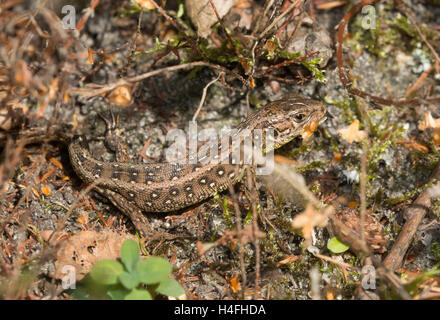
[95,187,177,242]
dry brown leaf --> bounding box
[196,240,216,256]
[418,111,440,130]
[418,112,440,145]
[315,0,346,10]
[108,85,132,107]
[51,230,136,281]
[333,152,342,162]
[41,185,51,196]
[87,48,94,64]
[185,0,237,38]
[14,60,32,87]
[229,277,242,293]
[337,119,367,143]
[133,0,155,10]
[276,255,302,267]
[49,157,63,170]
[291,204,328,241]
[274,154,299,165]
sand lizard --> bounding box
[66,94,326,236]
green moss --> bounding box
[278,50,327,83]
[384,179,435,206]
[215,194,234,230]
[243,207,253,227]
[323,97,356,124]
[259,231,284,264]
[198,39,241,65]
[347,7,408,58]
[431,242,440,265]
[272,215,296,235]
[362,107,406,176]
[432,199,440,220]
[296,161,326,173]
[286,144,311,159]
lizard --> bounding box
[67,94,327,236]
[7,94,327,237]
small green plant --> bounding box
[327,237,350,254]
[71,239,185,300]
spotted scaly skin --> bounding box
[68,95,326,213]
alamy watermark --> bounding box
[61,5,76,30]
[164,121,275,175]
[361,265,376,290]
[361,5,376,30]
[61,265,76,290]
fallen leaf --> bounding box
[41,185,51,196]
[274,154,299,165]
[292,204,328,241]
[87,48,94,64]
[276,255,302,267]
[333,152,342,162]
[51,230,136,281]
[109,85,132,107]
[185,0,237,38]
[348,201,358,208]
[49,157,63,170]
[133,0,155,10]
[14,60,32,87]
[418,111,440,145]
[418,112,440,131]
[338,119,367,143]
[229,277,241,293]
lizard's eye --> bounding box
[294,113,306,122]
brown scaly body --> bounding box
[68,95,326,214]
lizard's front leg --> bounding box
[95,111,156,238]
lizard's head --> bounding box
[243,94,327,151]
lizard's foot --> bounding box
[98,108,129,162]
[95,187,180,243]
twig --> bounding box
[258,0,301,40]
[254,51,319,77]
[312,251,360,272]
[404,66,433,98]
[251,0,274,38]
[47,179,102,244]
[227,184,247,299]
[356,95,372,250]
[208,0,242,60]
[122,8,144,78]
[275,0,303,40]
[246,167,261,299]
[68,61,249,98]
[383,162,440,271]
[192,73,222,122]
[360,142,367,248]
